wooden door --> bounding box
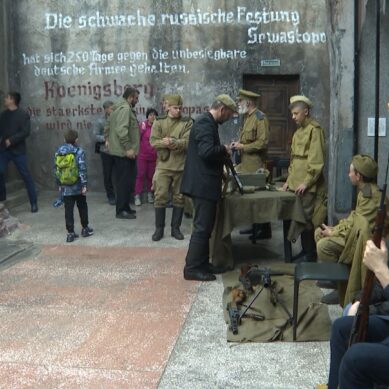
[243,75,300,159]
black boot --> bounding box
[152,208,166,241]
[171,206,184,240]
[184,237,216,281]
[298,229,317,262]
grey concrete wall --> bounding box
[358,0,389,186]
[0,1,9,101]
[5,0,330,191]
[326,0,355,218]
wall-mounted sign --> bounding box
[260,59,281,67]
[367,117,386,137]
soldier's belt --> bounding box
[291,155,308,160]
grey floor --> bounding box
[5,191,342,389]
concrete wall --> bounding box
[5,0,330,191]
[326,0,355,218]
[358,0,389,185]
[0,1,9,102]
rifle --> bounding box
[348,154,389,346]
[225,157,244,195]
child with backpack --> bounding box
[55,129,93,242]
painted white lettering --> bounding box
[45,13,72,30]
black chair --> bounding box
[293,262,349,341]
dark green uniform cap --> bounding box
[352,154,378,178]
[166,95,183,106]
[238,89,260,98]
[216,94,238,112]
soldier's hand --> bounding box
[232,141,244,151]
[282,182,289,191]
[224,145,232,157]
[295,183,307,195]
[126,149,136,159]
[5,139,11,148]
[162,137,171,146]
[168,138,178,150]
[363,239,388,273]
[319,224,332,237]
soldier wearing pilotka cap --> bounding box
[283,94,327,263]
[315,154,384,304]
[150,94,193,242]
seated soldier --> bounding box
[315,155,380,304]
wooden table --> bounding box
[210,190,307,269]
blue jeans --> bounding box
[0,150,37,204]
[329,316,389,389]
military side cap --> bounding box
[238,89,260,98]
[166,94,183,106]
[290,95,313,108]
[216,94,238,112]
[352,154,378,178]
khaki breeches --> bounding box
[315,227,345,262]
[153,169,184,208]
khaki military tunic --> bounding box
[286,117,326,233]
[315,183,382,262]
[150,115,192,207]
[236,108,269,173]
[287,117,325,193]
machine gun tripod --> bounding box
[228,267,293,335]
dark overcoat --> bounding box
[180,112,227,201]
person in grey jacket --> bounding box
[104,87,140,219]
[94,100,115,205]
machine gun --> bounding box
[349,154,389,346]
[237,267,293,328]
[239,265,284,292]
[225,157,244,195]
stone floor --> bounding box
[0,191,342,389]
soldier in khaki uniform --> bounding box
[315,155,380,262]
[233,88,271,239]
[283,95,326,262]
[150,95,193,241]
[233,89,269,173]
[315,155,381,305]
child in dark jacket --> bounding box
[55,129,93,242]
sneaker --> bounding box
[108,197,116,206]
[147,192,154,204]
[53,198,64,208]
[134,195,141,206]
[81,226,94,237]
[66,232,79,243]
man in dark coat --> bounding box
[181,94,238,281]
[0,91,38,212]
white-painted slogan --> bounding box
[43,7,326,46]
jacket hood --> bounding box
[56,143,79,155]
[112,97,130,111]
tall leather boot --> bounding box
[152,208,166,241]
[300,229,317,262]
[171,206,184,240]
